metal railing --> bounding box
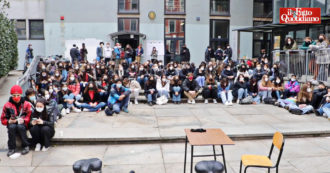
[272,48,330,84]
[16,56,41,96]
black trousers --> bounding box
[283,89,297,99]
[202,88,218,99]
[7,124,30,150]
[29,125,55,148]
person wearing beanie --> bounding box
[1,85,32,157]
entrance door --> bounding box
[118,34,139,49]
[165,39,184,63]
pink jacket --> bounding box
[285,81,300,93]
[68,83,80,96]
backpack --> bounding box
[264,98,276,105]
[240,96,254,105]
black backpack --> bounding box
[264,98,276,105]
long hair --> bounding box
[297,84,312,103]
[34,98,48,121]
[220,78,228,89]
[84,81,98,94]
[261,75,272,87]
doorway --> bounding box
[118,34,139,49]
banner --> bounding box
[280,8,321,24]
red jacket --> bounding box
[68,82,81,96]
[1,98,32,128]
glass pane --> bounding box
[326,24,330,39]
[311,0,326,14]
[253,0,273,18]
[253,41,262,57]
[15,20,26,39]
[118,18,139,32]
[210,0,230,15]
[118,0,139,13]
[165,19,185,38]
[287,0,296,7]
[295,30,306,46]
[273,0,285,23]
[210,20,229,39]
[310,25,324,40]
[165,40,184,55]
[297,0,310,7]
[165,0,185,14]
[29,20,44,39]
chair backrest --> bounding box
[272,132,284,150]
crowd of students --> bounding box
[2,34,330,158]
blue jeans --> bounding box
[78,102,106,112]
[63,93,76,109]
[253,95,261,104]
[275,90,282,100]
[196,76,205,87]
[318,103,330,117]
[277,99,294,107]
[108,96,130,114]
[172,86,181,102]
[137,76,148,86]
[158,89,169,98]
[219,91,233,104]
[237,88,248,100]
[126,57,132,65]
[289,104,313,114]
[259,90,272,100]
[147,93,157,103]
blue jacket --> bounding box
[108,84,131,104]
[217,83,231,93]
[136,47,144,56]
[114,48,121,59]
[96,47,103,58]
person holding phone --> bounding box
[29,98,55,152]
[1,85,32,157]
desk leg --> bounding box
[221,145,227,173]
[184,136,187,173]
[190,145,194,173]
[212,145,217,161]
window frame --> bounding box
[164,18,186,57]
[117,18,140,32]
[14,19,27,40]
[253,0,273,18]
[164,0,186,15]
[209,0,231,16]
[118,0,140,14]
[29,19,44,40]
[209,19,230,50]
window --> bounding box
[118,18,139,32]
[253,0,272,18]
[118,0,139,14]
[210,0,230,16]
[297,0,310,7]
[253,21,271,57]
[311,0,326,14]
[165,0,185,14]
[165,19,185,38]
[14,20,26,40]
[210,20,229,50]
[29,20,44,40]
[273,0,285,23]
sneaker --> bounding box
[96,108,101,113]
[290,109,303,115]
[7,149,15,157]
[274,102,280,107]
[204,99,208,104]
[35,143,41,152]
[323,113,327,117]
[236,99,240,104]
[83,108,89,112]
[228,101,233,106]
[122,108,129,113]
[224,101,229,106]
[66,108,71,114]
[213,99,217,104]
[134,99,139,105]
[73,107,81,113]
[284,106,289,110]
[315,109,321,116]
[187,100,192,104]
[75,101,81,106]
[42,147,49,152]
[21,146,29,155]
[61,109,67,116]
[191,99,196,104]
[148,102,153,106]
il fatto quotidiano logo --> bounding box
[280,8,321,24]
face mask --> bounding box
[209,67,213,71]
[256,67,261,70]
[70,77,75,81]
[36,107,44,113]
[29,96,36,102]
[55,73,59,77]
[75,66,79,70]
[276,80,281,84]
[49,89,54,93]
[131,66,134,69]
[319,38,324,42]
[42,66,46,70]
[42,73,46,77]
[169,67,173,70]
[307,88,312,92]
[12,96,21,103]
[288,41,291,44]
[139,68,144,71]
[89,85,93,89]
[291,78,296,82]
[104,77,108,80]
[45,94,50,100]
[162,78,166,82]
[305,41,311,45]
[116,84,122,88]
[239,78,244,82]
[188,77,193,80]
[226,68,230,71]
[62,87,68,91]
[96,66,100,68]
[265,78,269,82]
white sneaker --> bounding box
[61,109,66,116]
[225,101,229,106]
[73,107,81,113]
[75,101,81,106]
[236,99,240,104]
[42,147,49,152]
[134,99,139,105]
[204,99,208,104]
[83,108,89,112]
[188,100,192,104]
[35,143,41,152]
[228,101,233,106]
[192,99,196,104]
[213,99,217,104]
[66,108,71,114]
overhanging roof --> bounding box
[109,31,146,40]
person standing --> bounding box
[150,47,158,64]
[80,43,88,62]
[215,46,223,63]
[136,44,144,63]
[70,44,79,63]
[224,44,232,62]
[25,44,34,63]
[205,46,215,63]
[96,42,104,61]
[125,44,134,65]
[114,43,122,67]
[180,44,190,63]
[104,42,113,65]
[1,85,32,157]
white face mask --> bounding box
[276,80,281,84]
[291,78,296,81]
[162,78,166,82]
[55,73,59,77]
[256,67,261,70]
[307,88,312,92]
[265,78,269,82]
[170,67,173,70]
[70,77,75,81]
[209,67,213,71]
[62,87,68,91]
[45,94,50,100]
[36,107,44,113]
[49,89,53,93]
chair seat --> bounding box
[241,155,273,167]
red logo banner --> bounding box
[280,8,321,24]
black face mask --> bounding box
[305,41,311,45]
[319,38,324,42]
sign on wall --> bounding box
[146,40,164,60]
[280,8,321,24]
